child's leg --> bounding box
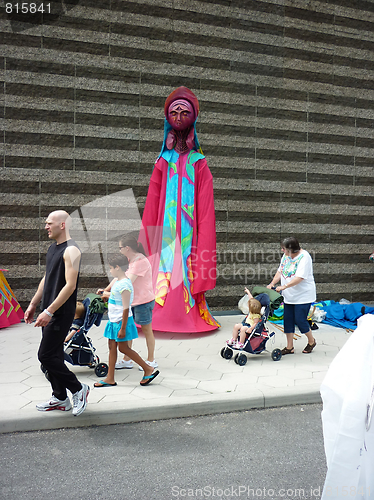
[141,323,156,362]
[231,323,241,341]
[105,339,118,384]
[119,341,154,378]
[64,329,76,342]
[239,326,249,344]
[227,323,241,344]
[94,339,118,386]
[122,340,132,362]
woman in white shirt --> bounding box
[267,237,317,355]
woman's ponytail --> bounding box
[119,234,146,255]
[137,241,146,255]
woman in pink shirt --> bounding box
[118,234,156,370]
[97,235,156,370]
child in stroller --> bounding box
[221,288,282,366]
[63,295,109,377]
[64,301,85,344]
[226,288,262,349]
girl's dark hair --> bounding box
[107,254,129,271]
[119,234,146,255]
[282,237,300,253]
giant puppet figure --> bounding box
[139,87,220,333]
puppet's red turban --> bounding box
[164,87,199,120]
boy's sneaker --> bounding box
[115,359,133,369]
[72,383,89,417]
[226,338,235,346]
[138,360,158,371]
[36,396,72,412]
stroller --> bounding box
[64,295,108,377]
[220,292,282,366]
[41,295,109,379]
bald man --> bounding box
[24,211,89,416]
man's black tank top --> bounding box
[41,239,80,317]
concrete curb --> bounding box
[0,386,322,434]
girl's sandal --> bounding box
[140,370,160,386]
[303,340,316,354]
[281,347,294,355]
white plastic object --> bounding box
[320,315,374,499]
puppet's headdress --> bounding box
[159,87,203,161]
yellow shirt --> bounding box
[244,312,261,327]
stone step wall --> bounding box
[1,0,374,311]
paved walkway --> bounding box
[0,315,350,433]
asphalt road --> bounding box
[0,404,326,500]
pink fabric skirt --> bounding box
[151,283,219,333]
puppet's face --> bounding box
[167,99,195,131]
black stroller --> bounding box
[220,292,282,366]
[64,295,109,377]
[41,295,109,379]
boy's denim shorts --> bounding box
[131,300,155,325]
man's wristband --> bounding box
[43,309,53,318]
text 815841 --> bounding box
[5,3,51,14]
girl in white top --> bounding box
[268,237,317,355]
[94,254,159,387]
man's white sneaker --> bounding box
[36,396,72,412]
[72,383,89,417]
[115,359,133,369]
[138,360,158,371]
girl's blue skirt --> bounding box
[103,316,138,342]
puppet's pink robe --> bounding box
[140,152,219,333]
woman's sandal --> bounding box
[281,347,294,355]
[303,340,316,354]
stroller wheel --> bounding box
[95,363,109,377]
[237,353,247,366]
[271,348,282,361]
[234,353,239,364]
[221,347,233,360]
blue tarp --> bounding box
[269,300,374,330]
[320,301,374,330]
